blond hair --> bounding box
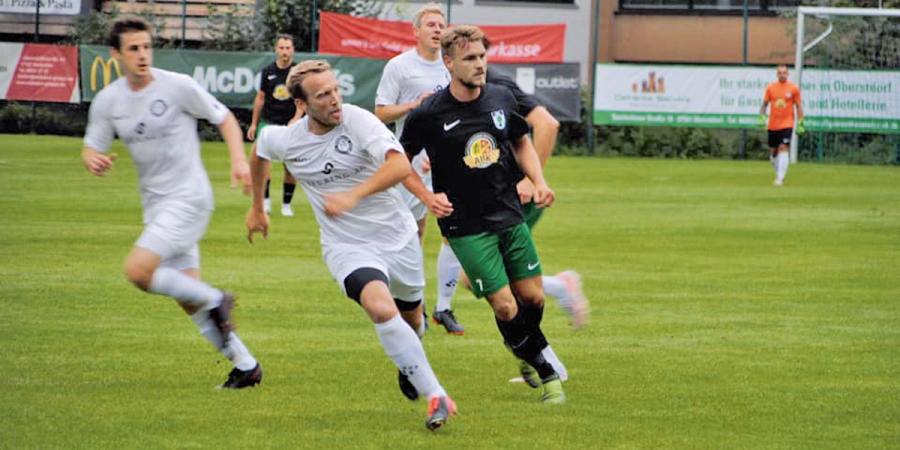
[287,59,332,101]
[413,3,445,28]
[441,25,490,58]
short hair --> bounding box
[108,16,152,50]
[441,25,490,58]
[776,64,789,70]
[274,34,294,46]
[287,59,332,101]
[413,3,445,28]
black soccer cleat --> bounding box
[398,370,419,401]
[220,363,263,389]
[432,309,465,335]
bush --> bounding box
[0,101,31,134]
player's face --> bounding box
[113,31,153,79]
[446,40,487,89]
[301,71,343,130]
[415,13,446,52]
[777,67,789,83]
[275,38,294,65]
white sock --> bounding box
[776,152,789,182]
[542,275,570,314]
[436,243,461,312]
[769,152,776,169]
[189,311,257,371]
[149,267,222,310]
[375,314,446,399]
[541,345,568,382]
[415,317,427,339]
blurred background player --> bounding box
[374,4,461,334]
[248,34,300,216]
[81,16,261,389]
[759,64,805,186]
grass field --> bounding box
[1,134,898,449]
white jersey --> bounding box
[83,68,229,214]
[256,104,418,252]
[375,49,450,140]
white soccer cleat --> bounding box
[264,198,271,215]
[773,179,784,186]
[557,270,590,330]
[281,203,294,217]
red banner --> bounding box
[1,44,80,103]
[318,11,565,63]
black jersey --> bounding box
[401,83,531,238]
[486,69,540,184]
[259,61,296,125]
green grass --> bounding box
[1,134,898,449]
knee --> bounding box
[490,297,517,321]
[124,262,153,291]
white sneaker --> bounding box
[264,198,271,215]
[773,179,784,186]
[556,270,590,330]
[281,203,294,217]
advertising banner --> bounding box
[80,46,387,111]
[0,0,81,15]
[492,63,581,122]
[0,43,79,102]
[318,11,565,63]
[594,64,900,134]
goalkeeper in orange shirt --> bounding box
[759,64,805,186]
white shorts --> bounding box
[323,234,425,302]
[135,200,211,270]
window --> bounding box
[619,0,797,12]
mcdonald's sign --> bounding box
[90,56,122,91]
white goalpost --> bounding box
[791,6,900,163]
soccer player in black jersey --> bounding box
[400,25,564,403]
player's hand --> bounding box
[84,151,117,177]
[426,192,453,218]
[231,160,252,195]
[415,91,435,108]
[757,114,767,129]
[324,191,360,218]
[795,120,806,136]
[246,207,269,243]
[516,178,535,205]
[247,124,257,141]
[418,154,431,174]
[533,182,555,209]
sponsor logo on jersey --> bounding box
[491,110,506,130]
[463,132,500,169]
[775,98,786,108]
[322,162,334,174]
[335,135,353,154]
[273,84,291,101]
[150,99,168,117]
[443,119,461,131]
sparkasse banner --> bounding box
[594,64,900,134]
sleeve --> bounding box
[350,106,404,165]
[175,74,230,125]
[793,85,802,104]
[399,110,423,160]
[259,65,272,96]
[508,111,530,141]
[489,70,539,116]
[256,125,287,162]
[83,93,115,153]
[763,85,772,103]
[375,59,401,106]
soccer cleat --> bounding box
[432,309,464,335]
[773,179,784,186]
[425,396,457,431]
[281,203,294,217]
[264,198,271,215]
[519,360,541,388]
[398,370,419,401]
[220,363,263,389]
[208,291,235,350]
[557,270,590,330]
[540,376,565,404]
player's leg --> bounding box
[281,164,296,217]
[386,234,430,400]
[434,236,464,335]
[767,130,782,185]
[775,130,791,185]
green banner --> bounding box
[593,111,900,134]
[79,46,386,110]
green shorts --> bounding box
[447,222,542,298]
[522,201,545,230]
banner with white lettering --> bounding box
[0,0,81,15]
[492,63,581,122]
[594,64,900,134]
[0,43,79,102]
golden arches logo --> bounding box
[90,56,122,91]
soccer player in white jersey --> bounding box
[246,60,456,430]
[375,3,465,335]
[80,17,262,389]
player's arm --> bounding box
[248,90,265,140]
[218,113,252,194]
[513,134,554,209]
[526,106,560,168]
[374,92,433,124]
[402,163,453,218]
[81,146,117,177]
[324,150,411,218]
[246,142,271,243]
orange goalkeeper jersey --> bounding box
[763,81,801,130]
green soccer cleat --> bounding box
[519,360,540,388]
[540,376,565,404]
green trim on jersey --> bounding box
[447,222,541,298]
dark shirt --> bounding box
[486,68,540,183]
[260,61,296,125]
[401,83,531,238]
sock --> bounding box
[769,152,777,169]
[776,152,789,182]
[283,182,296,205]
[415,317,427,339]
[436,243,461,312]
[542,275,570,315]
[190,311,257,369]
[148,267,222,310]
[264,179,271,200]
[541,345,568,382]
[375,314,446,399]
[495,308,556,380]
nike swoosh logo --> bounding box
[443,119,461,131]
[527,262,540,270]
[267,75,277,80]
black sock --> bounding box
[495,307,555,380]
[283,182,296,204]
[264,179,271,199]
[521,304,549,350]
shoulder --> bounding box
[159,69,199,90]
[484,83,516,103]
[486,69,517,91]
[342,103,381,126]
